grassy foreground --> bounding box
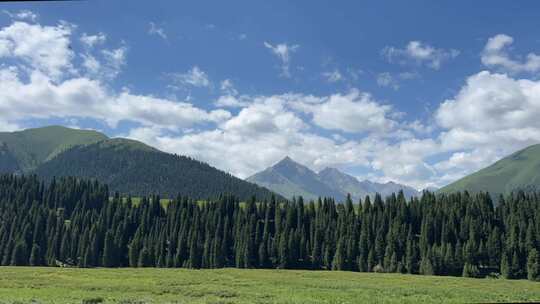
[1,267,539,304]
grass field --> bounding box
[1,267,539,304]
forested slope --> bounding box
[34,138,278,201]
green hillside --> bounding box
[0,125,107,172]
[34,137,278,201]
[439,144,540,196]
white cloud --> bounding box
[148,22,167,40]
[370,138,439,188]
[322,69,343,83]
[79,45,127,80]
[377,72,419,90]
[220,79,238,95]
[294,90,396,133]
[168,66,211,89]
[80,32,106,48]
[214,96,249,108]
[3,10,38,22]
[436,71,540,133]
[128,91,423,185]
[382,40,459,70]
[101,46,127,78]
[481,34,540,74]
[0,67,230,132]
[429,70,540,185]
[127,95,374,178]
[377,72,399,90]
[0,21,74,79]
[81,53,101,74]
[264,41,299,78]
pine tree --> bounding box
[11,241,28,266]
[419,249,434,276]
[527,249,539,281]
[462,263,479,278]
[29,244,41,266]
[332,238,345,271]
[137,247,151,267]
[500,251,511,279]
[102,230,116,267]
[367,249,376,272]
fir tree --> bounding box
[527,249,539,281]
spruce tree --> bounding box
[462,263,479,278]
[11,241,28,266]
[102,230,116,267]
[527,249,539,281]
[332,238,345,271]
[29,244,41,266]
[138,247,151,267]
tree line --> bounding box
[0,174,539,281]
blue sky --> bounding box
[1,1,540,189]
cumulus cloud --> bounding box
[0,67,230,131]
[428,70,540,184]
[294,90,396,134]
[0,21,74,79]
[481,34,540,74]
[437,71,540,134]
[264,41,299,78]
[0,20,227,134]
[127,95,373,178]
[382,40,459,69]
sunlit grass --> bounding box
[0,267,539,303]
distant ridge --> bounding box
[247,156,343,201]
[247,157,419,202]
[0,125,107,173]
[439,143,540,198]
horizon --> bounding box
[2,1,540,190]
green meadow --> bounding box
[1,267,539,304]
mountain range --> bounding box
[247,156,420,202]
[0,126,277,201]
[3,126,540,203]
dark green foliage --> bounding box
[462,263,480,278]
[0,142,20,173]
[0,175,539,280]
[527,249,539,281]
[34,139,278,201]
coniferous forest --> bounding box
[1,174,539,281]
